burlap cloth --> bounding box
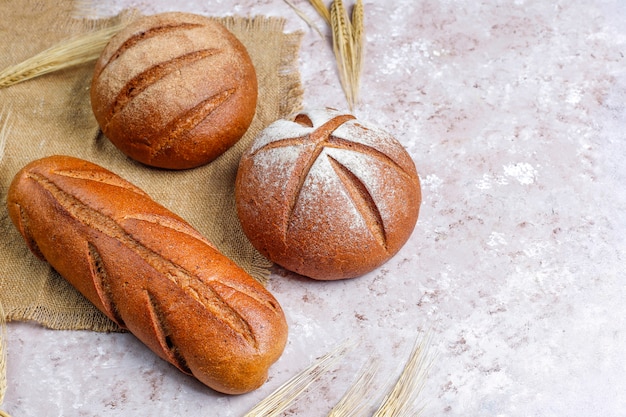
[0,0,303,333]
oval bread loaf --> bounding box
[235,108,422,280]
[7,155,287,395]
[90,12,258,169]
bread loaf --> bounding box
[90,12,258,169]
[7,155,287,394]
[235,108,421,280]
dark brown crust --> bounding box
[94,22,204,79]
[235,109,421,280]
[102,48,220,127]
[7,155,288,394]
[90,12,258,169]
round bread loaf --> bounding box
[235,108,422,280]
[90,12,258,169]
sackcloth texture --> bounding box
[0,0,304,333]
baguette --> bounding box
[7,155,288,394]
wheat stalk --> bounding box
[244,340,352,417]
[0,108,10,164]
[0,22,125,89]
[0,302,9,417]
[0,302,6,407]
[327,358,380,417]
[0,110,11,417]
[372,332,434,417]
[283,0,325,38]
[0,304,7,405]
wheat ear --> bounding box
[244,340,352,417]
[372,332,435,417]
[308,0,332,24]
[350,0,364,105]
[0,23,125,89]
[327,358,380,417]
[303,0,364,109]
[330,0,355,108]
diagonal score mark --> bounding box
[247,113,362,238]
[150,88,234,159]
[327,156,388,249]
[96,22,204,78]
[249,114,356,158]
[123,213,279,315]
[53,169,149,198]
[247,136,310,158]
[325,136,419,184]
[15,203,45,261]
[87,242,126,328]
[124,213,214,248]
[105,48,221,125]
[26,172,256,346]
[144,289,193,375]
[284,115,356,234]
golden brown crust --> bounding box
[90,12,258,169]
[7,155,287,394]
[235,108,421,280]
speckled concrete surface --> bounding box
[3,0,626,416]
